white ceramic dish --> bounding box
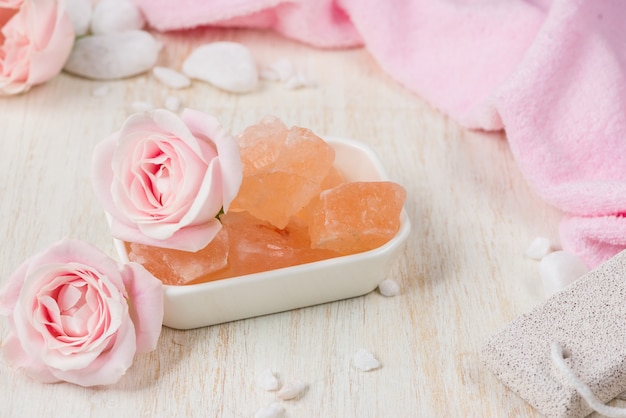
[114,136,411,330]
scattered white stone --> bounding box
[256,368,279,391]
[260,58,295,82]
[276,380,307,400]
[525,237,552,260]
[153,67,191,89]
[182,42,258,93]
[539,250,589,298]
[65,0,93,36]
[254,402,285,418]
[131,101,153,112]
[91,0,145,34]
[164,96,181,112]
[91,84,111,97]
[284,71,317,90]
[64,30,161,80]
[353,349,381,372]
[378,279,400,297]
[260,69,279,82]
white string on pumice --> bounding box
[551,342,626,418]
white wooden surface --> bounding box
[0,28,575,417]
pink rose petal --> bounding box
[52,317,137,387]
[121,262,163,354]
[181,108,243,211]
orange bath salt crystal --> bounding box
[231,117,335,228]
[294,166,346,222]
[236,115,288,176]
[127,227,230,285]
[274,127,335,185]
[320,166,345,190]
[210,211,339,279]
[308,181,406,255]
[232,171,317,229]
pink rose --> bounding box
[0,0,75,95]
[0,239,163,387]
[92,108,243,252]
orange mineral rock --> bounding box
[219,211,339,274]
[307,181,407,255]
[127,228,230,285]
[231,116,335,229]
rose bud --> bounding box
[0,239,163,387]
[92,108,243,252]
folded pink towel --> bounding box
[134,0,626,268]
[134,0,361,48]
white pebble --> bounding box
[353,349,380,371]
[284,72,317,90]
[539,250,589,298]
[131,101,153,112]
[525,237,552,260]
[164,96,181,112]
[378,279,400,297]
[91,0,145,34]
[260,68,280,82]
[153,67,191,89]
[260,58,294,82]
[65,0,92,36]
[254,402,285,418]
[256,368,279,391]
[64,30,161,80]
[182,42,258,93]
[276,380,307,400]
[91,84,111,97]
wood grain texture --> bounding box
[0,28,575,417]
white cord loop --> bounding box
[551,342,626,418]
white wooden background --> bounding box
[0,27,597,417]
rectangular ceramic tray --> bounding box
[114,136,411,329]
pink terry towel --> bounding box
[134,0,626,269]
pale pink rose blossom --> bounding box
[0,0,75,95]
[0,239,164,387]
[92,108,243,252]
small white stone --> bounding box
[182,42,258,93]
[525,237,552,260]
[260,68,280,82]
[256,368,279,391]
[164,96,181,112]
[353,349,380,371]
[153,67,191,89]
[65,0,93,36]
[378,279,400,297]
[276,380,307,400]
[91,0,145,34]
[91,84,111,97]
[538,250,589,298]
[254,402,285,418]
[131,101,153,112]
[64,30,161,80]
[284,72,317,90]
[260,58,295,82]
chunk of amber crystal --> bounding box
[208,211,339,282]
[307,181,407,255]
[230,116,335,229]
[127,228,230,285]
